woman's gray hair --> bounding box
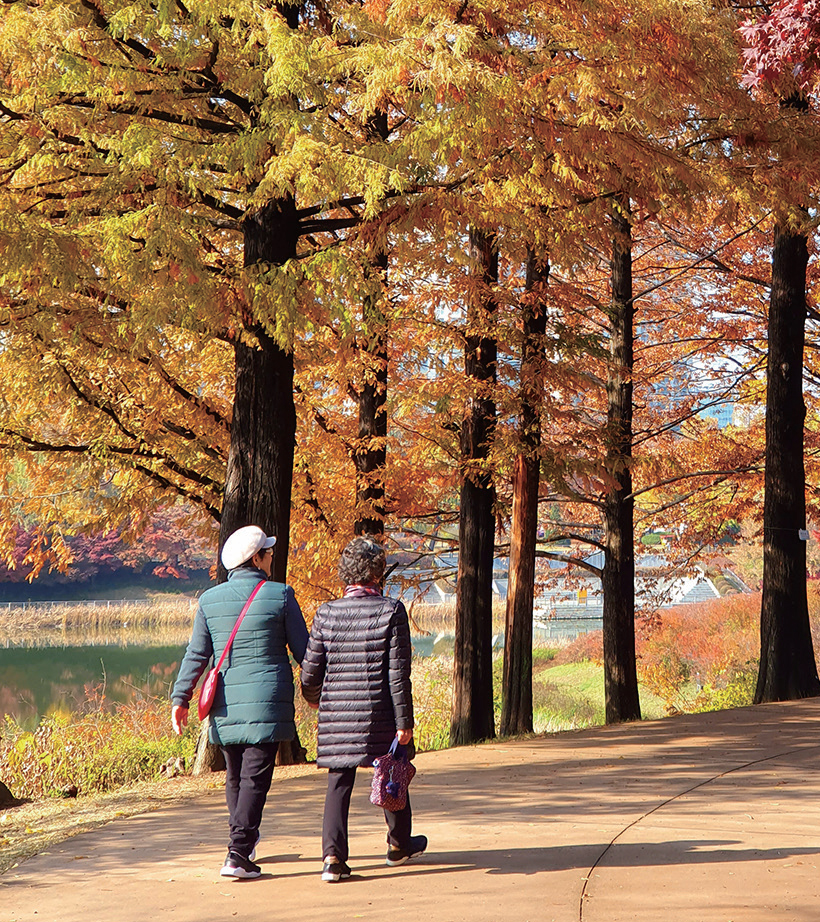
[338,536,386,586]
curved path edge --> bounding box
[3,699,820,922]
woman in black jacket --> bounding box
[301,536,427,882]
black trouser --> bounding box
[221,742,279,858]
[322,766,412,862]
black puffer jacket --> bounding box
[301,593,414,769]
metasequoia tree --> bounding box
[601,196,641,722]
[755,208,820,701]
[352,110,391,540]
[358,0,758,726]
[741,3,820,701]
[8,0,820,743]
[0,0,431,767]
[0,0,422,584]
[353,248,389,539]
[514,217,771,721]
[500,250,548,736]
[450,226,498,746]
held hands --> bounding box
[396,728,413,746]
[171,704,189,736]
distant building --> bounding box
[698,400,734,428]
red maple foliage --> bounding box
[0,508,214,586]
[741,0,820,89]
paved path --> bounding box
[3,700,820,922]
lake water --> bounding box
[0,630,458,728]
[0,641,189,728]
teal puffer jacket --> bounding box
[172,568,309,746]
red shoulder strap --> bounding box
[213,580,266,672]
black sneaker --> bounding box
[321,858,352,882]
[220,851,262,879]
[386,834,428,867]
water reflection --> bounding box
[0,621,452,729]
[0,631,189,728]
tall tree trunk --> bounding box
[500,250,548,737]
[602,196,641,725]
[205,3,307,768]
[218,197,299,584]
[218,0,301,580]
[212,196,307,766]
[755,219,820,702]
[451,227,498,746]
[192,717,226,775]
[354,249,388,538]
[354,110,389,539]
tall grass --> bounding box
[412,656,453,751]
[0,685,195,799]
[0,600,195,648]
[406,600,507,636]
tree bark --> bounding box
[500,250,548,737]
[451,227,498,746]
[602,197,641,725]
[276,736,307,765]
[192,720,226,775]
[0,780,23,807]
[354,109,390,539]
[755,219,820,702]
[354,248,388,538]
[218,197,299,584]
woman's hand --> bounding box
[171,704,189,736]
[396,728,413,745]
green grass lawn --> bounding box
[532,660,668,733]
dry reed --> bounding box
[405,600,507,635]
[0,599,196,648]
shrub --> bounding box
[692,664,757,712]
[552,630,603,666]
[532,648,558,669]
[637,594,759,709]
[545,594,769,717]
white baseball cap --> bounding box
[221,525,276,571]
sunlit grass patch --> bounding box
[531,660,668,731]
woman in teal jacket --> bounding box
[171,525,308,879]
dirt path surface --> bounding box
[3,700,820,922]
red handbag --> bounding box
[370,738,416,812]
[197,580,266,720]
